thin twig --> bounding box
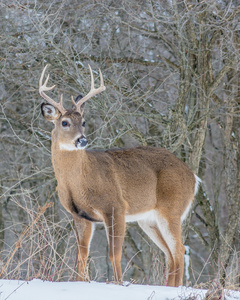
[0,202,53,278]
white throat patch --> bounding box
[59,143,86,151]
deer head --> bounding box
[39,64,106,150]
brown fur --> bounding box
[42,107,196,286]
[40,67,197,286]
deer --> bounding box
[39,64,200,287]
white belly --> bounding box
[125,210,155,223]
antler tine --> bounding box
[99,68,104,88]
[39,65,67,115]
[90,65,94,90]
[74,65,106,113]
[71,95,75,106]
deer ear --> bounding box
[41,103,61,122]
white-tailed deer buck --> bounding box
[39,64,200,287]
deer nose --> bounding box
[75,135,88,149]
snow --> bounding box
[1,280,240,300]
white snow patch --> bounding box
[0,279,239,300]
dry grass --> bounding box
[0,193,79,281]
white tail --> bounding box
[39,65,200,287]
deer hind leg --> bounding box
[155,214,185,287]
[138,213,185,287]
[74,218,94,281]
[104,211,126,283]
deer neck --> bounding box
[51,138,89,180]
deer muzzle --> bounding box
[75,136,88,149]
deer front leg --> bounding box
[74,217,94,281]
[104,210,126,284]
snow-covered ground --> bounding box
[0,279,240,300]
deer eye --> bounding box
[82,121,86,127]
[62,121,69,127]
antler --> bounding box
[73,65,106,113]
[39,65,67,115]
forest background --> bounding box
[0,0,239,288]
